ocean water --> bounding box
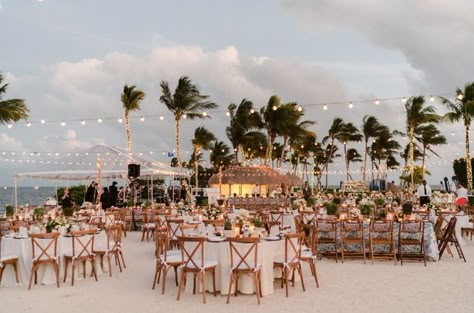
[0,187,57,212]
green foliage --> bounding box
[402,202,413,215]
[143,200,152,208]
[195,196,208,206]
[251,217,263,228]
[324,202,338,215]
[453,158,474,187]
[359,204,372,216]
[5,205,14,217]
[379,210,387,218]
[306,197,315,206]
[33,207,46,220]
[58,185,86,206]
[375,198,385,206]
[332,197,341,205]
[399,166,425,186]
[224,220,232,230]
[62,207,74,217]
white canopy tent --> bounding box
[13,144,187,209]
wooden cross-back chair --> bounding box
[434,216,453,257]
[314,218,339,262]
[93,224,126,277]
[166,219,184,249]
[340,219,366,264]
[152,230,184,294]
[369,220,396,265]
[28,232,60,290]
[176,236,217,304]
[398,219,426,266]
[0,235,20,285]
[439,217,466,262]
[63,229,98,286]
[269,211,284,229]
[226,237,262,304]
[273,232,305,297]
[299,224,320,288]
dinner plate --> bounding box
[207,236,226,242]
[14,235,29,239]
[263,236,280,241]
[187,221,201,224]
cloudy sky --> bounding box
[0,0,473,187]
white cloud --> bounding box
[0,133,25,151]
[281,0,474,93]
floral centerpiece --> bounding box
[292,198,307,211]
[204,205,222,220]
[349,207,361,219]
[176,201,192,216]
[45,216,71,233]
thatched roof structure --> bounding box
[284,172,304,186]
[208,166,288,185]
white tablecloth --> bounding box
[183,239,284,296]
[1,231,107,287]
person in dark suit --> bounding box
[109,181,118,206]
[302,181,312,201]
[85,181,95,203]
[100,187,112,210]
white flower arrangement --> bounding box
[204,205,222,220]
[349,207,361,218]
[292,198,307,210]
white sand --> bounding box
[1,232,473,313]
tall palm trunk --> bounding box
[175,118,182,172]
[234,148,239,164]
[465,121,472,189]
[421,145,426,180]
[264,130,272,165]
[363,140,368,182]
[278,135,288,168]
[344,143,349,181]
[125,111,131,152]
[407,127,415,192]
[193,147,199,188]
[323,139,335,188]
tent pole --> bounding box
[151,175,154,203]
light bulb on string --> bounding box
[323,104,328,110]
[272,105,278,111]
[348,102,353,109]
[250,109,255,114]
[97,118,103,123]
[140,116,145,122]
[182,114,187,119]
[159,115,164,121]
[61,121,66,126]
[118,118,123,123]
[430,95,434,102]
[7,124,12,128]
[202,112,207,117]
[225,112,230,117]
[81,120,86,125]
[458,94,464,100]
[40,119,45,124]
[402,97,407,103]
[297,106,303,112]
[375,99,380,105]
[26,122,31,127]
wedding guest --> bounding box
[60,188,74,208]
[455,182,468,208]
[100,187,112,210]
[303,181,312,201]
[417,180,432,206]
[252,184,260,197]
[85,181,95,202]
[109,181,118,206]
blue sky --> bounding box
[0,0,473,187]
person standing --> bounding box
[417,180,432,206]
[456,182,468,205]
[109,181,118,207]
[303,181,312,201]
[100,187,112,211]
[85,181,95,203]
[251,184,260,197]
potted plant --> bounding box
[251,217,263,228]
[402,202,413,216]
[332,198,341,205]
[375,198,385,207]
[5,205,14,218]
[223,220,233,237]
[379,209,387,219]
[62,206,74,217]
[359,203,372,217]
[217,198,225,206]
[33,207,46,221]
[324,202,338,216]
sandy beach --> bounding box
[1,231,473,313]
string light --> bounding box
[458,94,464,100]
[297,106,303,112]
[402,97,407,103]
[323,104,328,110]
[375,99,380,105]
[225,112,231,117]
[250,109,255,114]
[140,116,145,122]
[272,105,278,111]
[182,114,187,119]
[81,120,86,125]
[61,121,66,126]
[7,124,12,128]
[348,101,353,109]
[430,95,434,102]
[97,118,103,123]
[202,112,207,117]
[118,118,123,123]
[40,119,45,124]
[26,122,31,127]
[159,115,164,121]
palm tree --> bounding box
[210,141,233,172]
[442,82,474,189]
[415,124,447,180]
[277,103,315,168]
[225,99,263,163]
[404,96,441,191]
[121,85,145,152]
[0,73,29,125]
[321,118,346,188]
[361,115,388,182]
[160,76,218,172]
[192,126,216,188]
[337,122,363,181]
[370,129,401,189]
[346,148,362,180]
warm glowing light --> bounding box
[98,118,103,123]
[250,109,255,114]
[183,114,187,119]
[375,99,380,105]
[297,106,303,112]
[61,121,66,126]
[140,116,145,122]
[7,124,12,128]
[81,120,86,125]
[202,112,207,117]
[118,118,123,123]
[272,105,277,111]
[26,122,31,127]
[226,112,231,117]
[40,119,45,124]
[323,104,328,110]
[430,95,434,102]
[402,97,407,103]
[159,115,164,121]
[348,102,353,109]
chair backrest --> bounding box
[13,220,29,228]
[433,215,446,238]
[441,217,457,241]
[341,219,363,232]
[0,221,11,236]
[370,220,393,241]
[301,212,315,224]
[270,211,284,225]
[166,219,184,241]
[89,215,103,229]
[178,236,206,269]
[29,232,59,262]
[105,224,123,251]
[69,229,96,258]
[105,212,115,226]
[228,237,259,270]
[180,224,198,236]
[154,231,178,262]
[283,232,304,265]
[314,218,338,234]
[399,219,424,242]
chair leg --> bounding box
[201,272,206,304]
[54,262,60,288]
[63,259,69,283]
[174,266,178,286]
[71,262,76,286]
[311,262,319,288]
[13,261,20,284]
[120,250,126,268]
[91,258,98,281]
[152,263,160,290]
[252,273,261,305]
[162,267,168,295]
[226,273,234,304]
[212,268,217,297]
[107,253,113,277]
[284,267,289,297]
[28,265,35,290]
[176,269,186,301]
